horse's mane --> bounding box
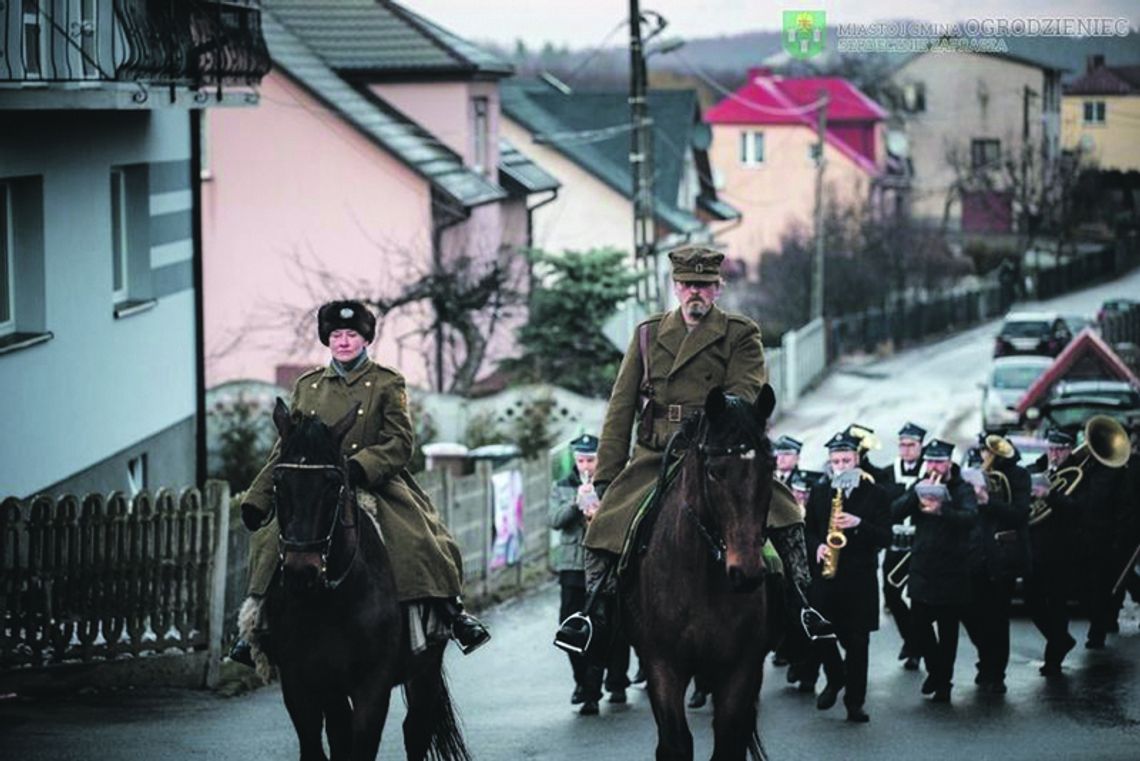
[280,411,342,464]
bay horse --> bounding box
[623,385,782,761]
[258,399,470,761]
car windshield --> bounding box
[1001,320,1050,338]
[993,364,1048,389]
[1046,406,1132,430]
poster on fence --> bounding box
[490,469,524,569]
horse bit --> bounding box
[272,462,359,589]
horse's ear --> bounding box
[273,397,293,438]
[705,386,728,419]
[328,402,361,444]
[754,384,776,422]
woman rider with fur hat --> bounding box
[229,300,489,666]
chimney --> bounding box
[1087,54,1105,74]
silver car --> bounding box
[981,355,1054,432]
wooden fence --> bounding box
[1,483,230,687]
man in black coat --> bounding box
[804,431,892,723]
[961,434,1031,694]
[880,421,927,671]
[1025,429,1080,675]
[891,438,977,703]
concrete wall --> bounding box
[1061,94,1140,171]
[892,53,1051,227]
[201,69,437,389]
[0,111,197,498]
[709,122,874,277]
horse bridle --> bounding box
[272,461,359,590]
[676,417,764,564]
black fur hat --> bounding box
[317,300,376,345]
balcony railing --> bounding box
[1,0,270,89]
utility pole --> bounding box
[811,88,829,321]
[629,0,659,309]
[1022,85,1039,282]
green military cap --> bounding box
[667,245,725,283]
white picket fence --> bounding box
[766,317,827,414]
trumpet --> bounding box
[1028,416,1129,527]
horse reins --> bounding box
[273,462,360,590]
[685,418,763,565]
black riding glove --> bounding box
[241,503,265,532]
[348,459,368,489]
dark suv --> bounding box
[993,311,1071,358]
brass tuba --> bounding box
[1028,415,1130,527]
[982,434,1014,504]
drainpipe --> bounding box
[525,189,558,297]
[190,111,207,486]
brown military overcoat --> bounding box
[583,305,802,556]
[244,358,463,601]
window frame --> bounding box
[0,183,14,337]
[739,129,765,166]
[110,168,130,305]
[21,0,45,78]
[1082,100,1106,125]
[970,138,1001,170]
[472,96,489,174]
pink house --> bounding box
[202,1,557,393]
[705,68,888,278]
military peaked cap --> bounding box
[898,422,927,442]
[923,438,955,460]
[773,435,804,454]
[825,432,860,452]
[570,433,600,455]
[668,245,725,283]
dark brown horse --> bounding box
[623,386,782,761]
[261,399,470,761]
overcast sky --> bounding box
[408,0,1140,49]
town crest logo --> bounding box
[782,11,826,60]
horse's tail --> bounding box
[406,661,471,761]
[748,725,769,761]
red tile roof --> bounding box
[706,68,886,175]
[1015,328,1140,414]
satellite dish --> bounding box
[886,131,909,158]
[691,122,712,151]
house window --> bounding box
[903,82,926,113]
[109,164,153,314]
[111,169,129,304]
[0,176,49,352]
[739,130,765,166]
[127,454,148,496]
[1083,100,1106,125]
[970,139,1001,170]
[22,0,44,78]
[472,97,489,174]
[1,184,13,337]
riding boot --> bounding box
[228,594,270,669]
[442,597,491,655]
[769,523,835,640]
[555,548,617,657]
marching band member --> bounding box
[880,422,927,671]
[774,435,804,486]
[891,439,977,703]
[961,434,1031,694]
[804,432,891,723]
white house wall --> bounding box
[0,110,197,498]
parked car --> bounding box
[1051,379,1140,407]
[1060,313,1093,336]
[993,311,1071,358]
[981,355,1055,432]
[1096,298,1137,323]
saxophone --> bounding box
[821,486,847,579]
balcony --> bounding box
[1,0,270,108]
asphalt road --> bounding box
[3,269,1139,760]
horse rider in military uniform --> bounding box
[230,300,490,666]
[549,433,630,715]
[880,422,927,671]
[554,245,825,656]
[803,431,891,723]
[961,434,1031,694]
